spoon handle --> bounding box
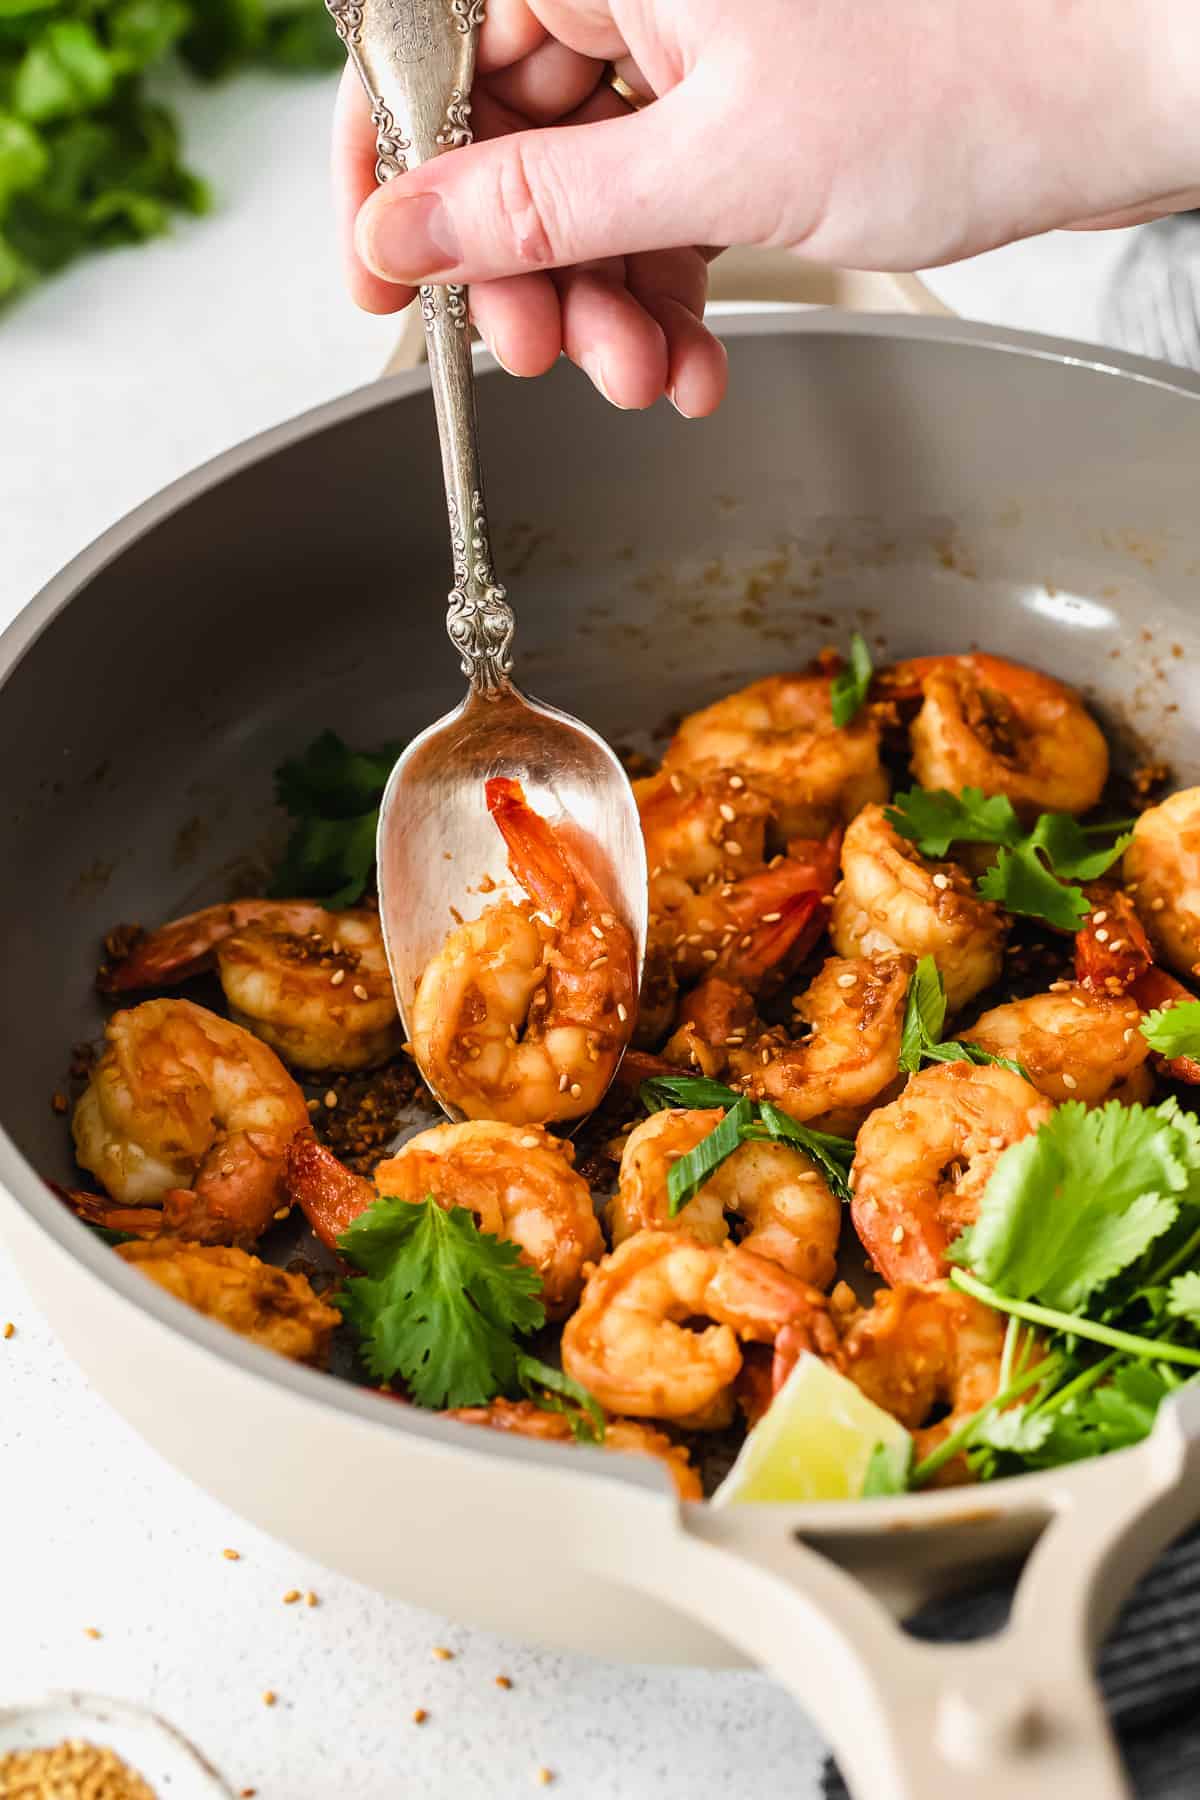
[327,0,516,696]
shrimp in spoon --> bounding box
[411,778,636,1125]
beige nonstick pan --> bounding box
[4,299,1200,1798]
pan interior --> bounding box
[3,317,1199,1442]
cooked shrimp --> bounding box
[117,1240,339,1365]
[850,1062,1053,1286]
[774,1282,1012,1485]
[411,778,636,1125]
[886,652,1108,816]
[607,1108,841,1287]
[560,1231,836,1425]
[445,1398,702,1500]
[830,804,1005,1012]
[665,953,912,1134]
[662,672,888,839]
[286,1121,603,1314]
[101,900,401,1072]
[964,985,1151,1106]
[1074,886,1200,1084]
[1124,788,1200,979]
[68,999,311,1246]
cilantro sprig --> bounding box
[269,730,403,907]
[1141,1000,1200,1061]
[336,1196,603,1440]
[884,786,1132,930]
[639,1074,855,1211]
[830,632,873,729]
[898,955,1027,1078]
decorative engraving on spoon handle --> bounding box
[324,0,514,696]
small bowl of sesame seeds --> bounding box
[0,1694,235,1799]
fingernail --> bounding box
[581,352,631,410]
[480,334,520,377]
[358,193,461,282]
[667,385,697,419]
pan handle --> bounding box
[617,1390,1200,1800]
[379,256,954,376]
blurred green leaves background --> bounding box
[0,0,341,305]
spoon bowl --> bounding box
[377,683,648,1125]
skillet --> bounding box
[4,310,1200,1798]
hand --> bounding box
[335,0,1200,416]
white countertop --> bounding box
[0,65,1150,1800]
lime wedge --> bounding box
[712,1352,912,1504]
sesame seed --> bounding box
[700,948,718,962]
[223,1548,241,1561]
[273,1206,290,1221]
[588,955,609,971]
[2,1322,12,1340]
[1152,897,1166,911]
[558,1073,569,1092]
[729,774,745,788]
[669,773,683,793]
[83,1626,101,1639]
[305,1591,319,1607]
[1110,941,1126,954]
[891,1226,904,1244]
[590,924,605,941]
[330,968,346,987]
[1070,995,1086,1009]
[740,934,753,949]
[932,873,950,891]
[283,1590,301,1604]
[262,1690,277,1707]
[724,840,743,857]
[1123,1028,1135,1042]
[536,1771,554,1788]
[762,911,782,923]
[617,1003,628,1022]
[836,973,857,988]
[433,1646,454,1661]
[1062,1073,1078,1090]
[570,1083,583,1099]
[413,1708,428,1725]
[600,913,616,927]
[761,1049,771,1066]
[1091,910,1108,925]
[1095,929,1109,943]
[495,1675,513,1690]
[324,1090,339,1109]
[520,1135,540,1149]
[353,983,369,1000]
[988,1135,1005,1150]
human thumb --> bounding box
[354,89,737,285]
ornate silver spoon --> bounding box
[327,0,647,1124]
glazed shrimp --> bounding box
[444,1399,702,1500]
[886,652,1108,817]
[1123,788,1200,979]
[286,1120,603,1314]
[607,1108,842,1287]
[560,1231,836,1425]
[662,672,888,839]
[665,953,912,1134]
[102,900,401,1072]
[1074,885,1200,1084]
[774,1283,1012,1485]
[830,804,1005,1012]
[116,1241,340,1365]
[411,778,636,1126]
[68,999,311,1246]
[964,986,1151,1105]
[850,1062,1053,1286]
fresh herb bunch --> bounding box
[898,954,1027,1078]
[638,1073,855,1211]
[269,730,403,906]
[336,1195,605,1441]
[885,786,1132,930]
[869,1096,1200,1490]
[0,0,342,306]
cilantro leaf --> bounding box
[952,1100,1190,1312]
[885,785,1022,859]
[1167,1270,1200,1329]
[1027,812,1132,881]
[898,955,1027,1078]
[269,730,402,905]
[830,631,873,729]
[336,1197,545,1408]
[861,1438,912,1496]
[969,1404,1055,1457]
[977,842,1090,930]
[1067,1363,1176,1453]
[1142,1001,1200,1061]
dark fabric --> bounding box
[822,1526,1200,1799]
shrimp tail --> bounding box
[49,1181,165,1239]
[1130,967,1200,1084]
[1075,888,1153,992]
[98,902,259,993]
[284,1131,376,1252]
[729,890,828,984]
[486,777,579,919]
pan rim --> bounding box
[2,308,1191,1534]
